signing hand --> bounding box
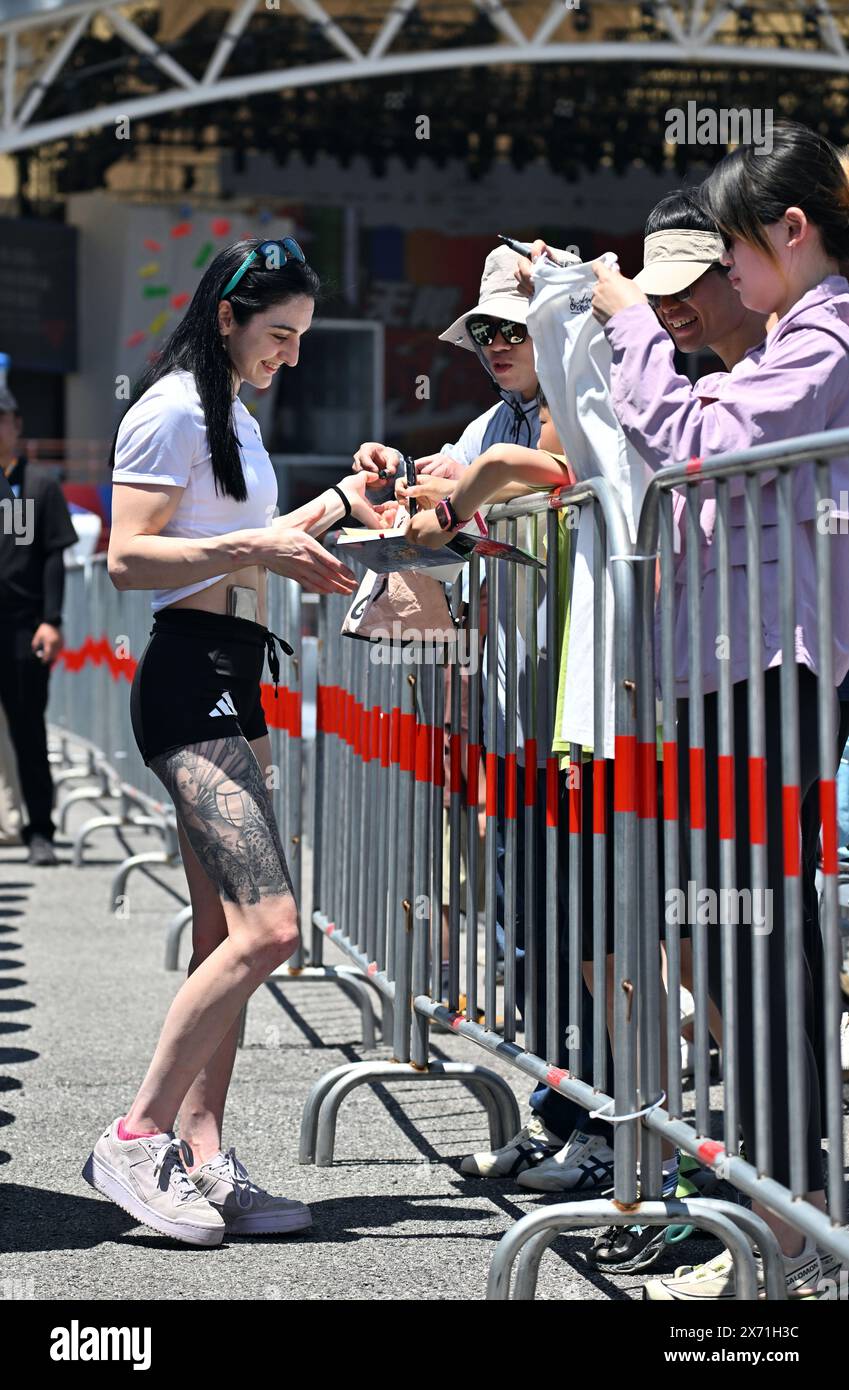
[395,476,457,511]
[406,509,451,549]
[32,622,62,665]
[514,238,551,299]
[591,258,648,325]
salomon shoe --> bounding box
[643,1241,821,1300]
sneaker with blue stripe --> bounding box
[460,1113,563,1179]
[516,1129,615,1193]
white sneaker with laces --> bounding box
[188,1147,312,1235]
[516,1129,615,1192]
[82,1117,225,1247]
[459,1113,563,1179]
[643,1240,822,1300]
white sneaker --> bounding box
[643,1241,821,1300]
[188,1147,312,1235]
[82,1118,225,1247]
[459,1113,563,1179]
[516,1129,616,1192]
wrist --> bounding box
[435,497,471,533]
[215,527,270,567]
[327,485,352,522]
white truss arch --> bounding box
[1,0,848,155]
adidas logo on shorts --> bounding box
[209,691,237,718]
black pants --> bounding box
[677,667,828,1190]
[0,621,54,843]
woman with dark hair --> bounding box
[587,121,849,1298]
[82,237,379,1246]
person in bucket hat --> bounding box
[439,243,537,351]
[354,244,618,1191]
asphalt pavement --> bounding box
[0,801,735,1302]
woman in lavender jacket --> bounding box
[591,121,849,1301]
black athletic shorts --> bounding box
[130,607,290,766]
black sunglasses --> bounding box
[466,316,529,347]
[646,263,730,310]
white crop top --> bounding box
[112,369,279,611]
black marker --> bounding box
[497,234,573,268]
[399,452,418,516]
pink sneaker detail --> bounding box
[117,1115,161,1141]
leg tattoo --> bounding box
[152,737,293,905]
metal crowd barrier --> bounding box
[626,429,849,1280]
[48,556,380,1048]
[50,448,849,1299]
[49,560,185,920]
[302,448,849,1301]
[298,579,521,1165]
[298,486,778,1289]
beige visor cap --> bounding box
[634,228,726,296]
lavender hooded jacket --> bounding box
[604,275,849,697]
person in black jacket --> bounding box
[0,385,78,864]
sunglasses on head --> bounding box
[221,237,306,298]
[646,262,730,310]
[466,315,529,347]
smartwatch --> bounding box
[434,497,470,533]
